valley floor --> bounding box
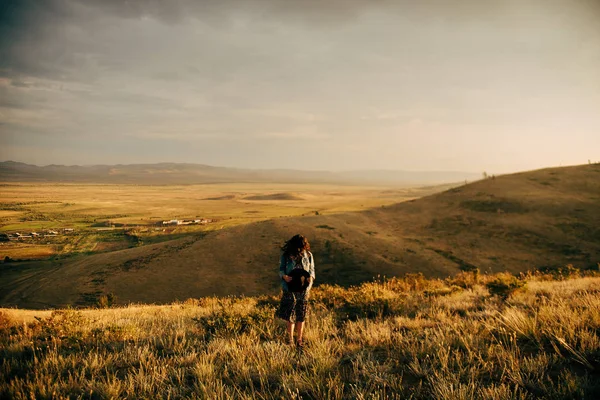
[0,182,448,261]
[1,270,599,399]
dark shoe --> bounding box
[296,340,304,351]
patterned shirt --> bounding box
[278,250,316,291]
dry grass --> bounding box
[0,242,56,259]
[2,272,599,399]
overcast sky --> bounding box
[1,0,599,173]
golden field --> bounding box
[0,182,450,260]
[1,269,599,399]
[0,164,599,399]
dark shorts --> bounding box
[276,290,310,322]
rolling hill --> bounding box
[1,164,599,308]
[0,161,480,185]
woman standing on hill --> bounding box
[276,234,315,349]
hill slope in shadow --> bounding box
[1,164,598,308]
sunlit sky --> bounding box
[1,0,599,173]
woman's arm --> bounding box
[279,255,293,282]
[279,254,286,279]
[308,252,315,280]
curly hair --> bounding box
[281,234,310,259]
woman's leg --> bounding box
[294,321,304,344]
[287,321,294,343]
[276,291,296,344]
[294,291,309,345]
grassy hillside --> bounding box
[1,164,599,308]
[1,271,599,399]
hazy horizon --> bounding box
[1,0,599,174]
[1,158,486,176]
[3,158,588,175]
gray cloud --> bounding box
[1,0,599,171]
[72,0,537,25]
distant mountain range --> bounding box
[0,161,481,185]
